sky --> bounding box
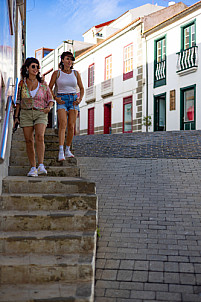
[26,0,199,57]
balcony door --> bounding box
[180,85,196,130]
[154,36,166,87]
[154,94,166,131]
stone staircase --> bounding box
[0,128,97,302]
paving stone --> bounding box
[66,131,201,301]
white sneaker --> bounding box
[27,167,38,177]
[58,150,65,161]
[37,164,47,175]
[65,149,74,158]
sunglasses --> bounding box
[30,64,39,69]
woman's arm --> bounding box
[49,70,63,104]
[49,70,58,98]
[77,71,84,104]
[15,104,20,119]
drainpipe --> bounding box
[145,36,149,132]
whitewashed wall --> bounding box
[145,7,201,131]
[75,21,142,134]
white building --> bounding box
[0,0,26,192]
[40,2,190,134]
[75,2,187,135]
[40,40,94,128]
[143,1,201,132]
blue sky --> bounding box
[27,0,198,57]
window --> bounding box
[154,36,166,87]
[156,39,165,63]
[105,55,112,80]
[123,96,132,133]
[123,44,133,80]
[183,22,196,50]
[88,64,95,87]
[177,20,197,74]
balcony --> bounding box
[101,78,113,98]
[85,85,96,103]
[177,46,198,76]
[154,59,166,87]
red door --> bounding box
[88,108,94,135]
[104,103,111,134]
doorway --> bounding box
[180,85,196,130]
[154,94,166,131]
[104,103,111,134]
[88,107,94,135]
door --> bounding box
[154,94,166,131]
[104,103,111,134]
[180,86,196,130]
[88,107,94,135]
[123,96,132,133]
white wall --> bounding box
[146,7,201,131]
[75,23,140,133]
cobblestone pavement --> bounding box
[73,131,201,159]
[74,132,201,302]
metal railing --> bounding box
[0,78,18,163]
[155,59,166,81]
[177,46,198,73]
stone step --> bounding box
[2,177,96,194]
[11,140,60,150]
[0,253,94,284]
[10,156,77,166]
[0,230,96,255]
[12,134,61,143]
[0,281,94,301]
[0,193,97,211]
[9,165,80,177]
[0,209,96,231]
[10,149,70,158]
[13,127,59,135]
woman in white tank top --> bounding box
[49,51,84,160]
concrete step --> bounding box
[2,177,96,194]
[0,193,97,211]
[0,210,96,231]
[0,282,94,301]
[10,156,77,166]
[9,165,80,177]
[0,230,96,255]
[0,253,94,284]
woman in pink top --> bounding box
[49,51,84,161]
[14,57,54,176]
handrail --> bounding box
[0,78,18,163]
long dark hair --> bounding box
[21,57,42,82]
[59,51,75,70]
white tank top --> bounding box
[29,82,39,98]
[57,70,77,94]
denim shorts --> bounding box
[57,94,80,112]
